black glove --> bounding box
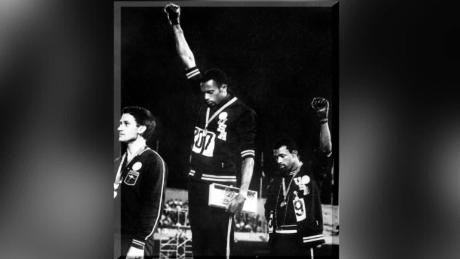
[164,3,180,25]
[310,97,329,124]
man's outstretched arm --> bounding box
[311,97,332,156]
[164,3,196,70]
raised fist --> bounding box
[164,3,180,25]
[310,97,329,123]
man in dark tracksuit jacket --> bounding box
[164,3,257,258]
[114,106,167,259]
[265,97,332,258]
[185,69,257,258]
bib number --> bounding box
[293,197,306,222]
[268,211,274,233]
[192,127,216,157]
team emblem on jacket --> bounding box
[132,162,142,171]
[124,170,140,186]
[217,112,228,141]
[294,175,310,196]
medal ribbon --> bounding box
[115,153,126,184]
[281,162,303,204]
[205,97,238,129]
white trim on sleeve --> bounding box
[241,149,255,157]
[144,150,166,240]
[186,68,200,79]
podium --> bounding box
[157,208,193,259]
[158,226,192,259]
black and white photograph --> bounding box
[114,1,339,258]
[3,0,460,258]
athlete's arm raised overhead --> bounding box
[164,3,196,70]
[311,97,332,156]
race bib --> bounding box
[268,211,274,233]
[293,191,306,222]
[192,127,216,157]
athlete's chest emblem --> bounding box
[132,162,142,171]
[124,170,140,186]
[217,112,228,141]
[294,175,310,196]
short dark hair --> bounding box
[121,106,156,140]
[201,68,229,87]
[273,137,299,153]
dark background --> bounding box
[1,0,460,258]
[120,5,338,204]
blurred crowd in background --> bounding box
[158,199,338,236]
[159,199,267,233]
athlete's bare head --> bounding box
[200,69,229,107]
[273,137,301,174]
[118,106,156,142]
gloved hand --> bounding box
[164,3,180,25]
[310,97,329,124]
